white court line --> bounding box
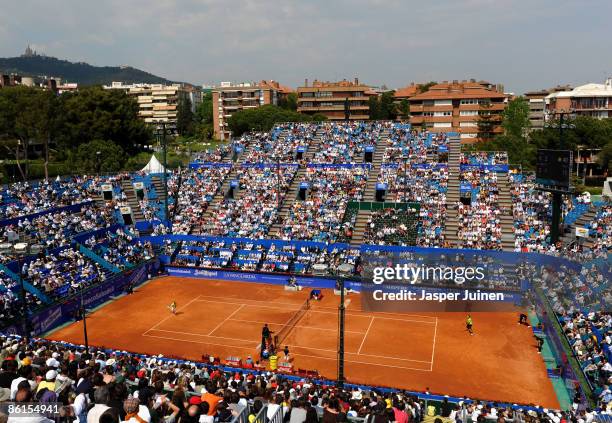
[143,333,258,349]
[145,295,202,334]
[228,318,364,334]
[285,343,432,364]
[357,316,375,354]
[148,328,257,344]
[194,298,435,324]
[195,299,301,312]
[143,333,430,372]
[191,294,438,321]
[283,352,432,372]
[430,317,438,371]
[207,304,245,336]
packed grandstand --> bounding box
[0,121,610,422]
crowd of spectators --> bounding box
[92,229,155,270]
[278,166,368,242]
[0,179,96,220]
[560,312,611,409]
[23,248,107,299]
[13,204,115,250]
[454,170,504,250]
[1,333,608,423]
[170,167,231,235]
[241,124,318,164]
[313,122,386,164]
[206,166,297,238]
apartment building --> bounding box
[408,80,508,143]
[104,82,201,125]
[524,85,572,131]
[545,78,612,121]
[296,78,375,121]
[212,80,292,141]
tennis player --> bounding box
[168,300,177,315]
[466,314,474,335]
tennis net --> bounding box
[273,298,310,347]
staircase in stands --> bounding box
[444,136,461,247]
[349,126,391,246]
[120,180,145,222]
[267,126,325,238]
[560,207,597,248]
[497,173,516,251]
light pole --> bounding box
[154,122,170,223]
[403,155,409,204]
[13,242,30,341]
[74,243,89,353]
[276,155,281,214]
[550,110,574,244]
[96,151,101,176]
[337,277,345,388]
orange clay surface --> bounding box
[46,276,558,408]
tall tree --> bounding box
[278,92,298,111]
[54,86,150,154]
[477,100,495,143]
[397,99,410,120]
[227,105,325,137]
[0,86,55,180]
[368,96,381,120]
[195,92,215,140]
[176,97,195,137]
[502,97,531,139]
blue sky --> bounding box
[1,0,611,93]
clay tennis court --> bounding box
[46,276,558,408]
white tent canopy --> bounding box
[141,154,165,174]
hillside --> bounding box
[0,54,174,86]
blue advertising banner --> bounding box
[189,162,233,169]
[460,164,509,172]
[307,164,372,169]
[297,146,306,153]
[166,266,338,289]
[376,183,388,190]
[365,146,375,153]
[240,163,299,168]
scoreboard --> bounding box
[535,149,573,191]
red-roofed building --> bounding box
[212,80,294,140]
[297,78,376,121]
[408,79,508,143]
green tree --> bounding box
[397,99,410,119]
[54,86,150,154]
[176,97,195,137]
[597,140,612,172]
[380,91,397,120]
[477,100,495,142]
[368,96,381,120]
[418,81,437,93]
[194,92,215,140]
[278,92,298,111]
[227,105,325,137]
[0,86,55,180]
[74,139,126,173]
[502,97,531,139]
